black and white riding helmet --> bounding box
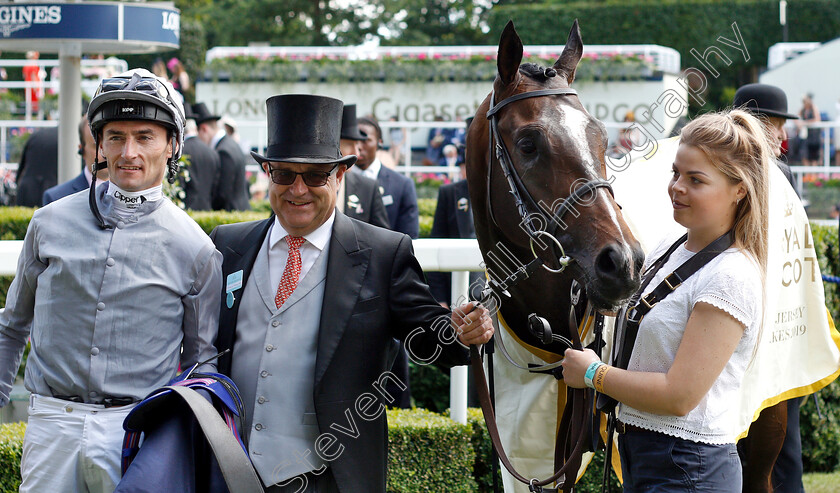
[86,68,185,229]
[87,68,185,182]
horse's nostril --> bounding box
[595,244,624,275]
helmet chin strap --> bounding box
[88,145,112,230]
[166,135,178,184]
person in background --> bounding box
[425,115,454,166]
[151,58,169,80]
[734,83,799,192]
[210,93,492,492]
[356,115,419,239]
[796,93,821,168]
[167,57,191,100]
[338,104,389,229]
[0,68,221,493]
[42,115,109,205]
[563,109,772,492]
[428,140,480,306]
[0,50,7,94]
[193,102,251,211]
[180,103,221,211]
[356,114,418,408]
[15,125,58,207]
[733,82,805,493]
[438,143,462,169]
[387,115,407,167]
[22,51,43,116]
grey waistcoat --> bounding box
[231,230,329,486]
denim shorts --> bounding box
[618,426,742,492]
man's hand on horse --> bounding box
[452,301,494,346]
[561,348,601,389]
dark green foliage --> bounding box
[801,222,840,472]
[387,408,477,493]
[409,362,450,413]
[464,408,502,493]
[801,381,840,472]
[0,423,24,492]
[487,0,840,114]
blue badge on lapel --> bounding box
[225,270,243,308]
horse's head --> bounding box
[467,20,645,313]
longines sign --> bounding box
[0,2,179,50]
[196,77,686,148]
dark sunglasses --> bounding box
[266,163,339,187]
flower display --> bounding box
[206,51,658,83]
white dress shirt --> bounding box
[267,211,335,292]
[359,157,382,181]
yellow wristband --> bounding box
[593,364,610,393]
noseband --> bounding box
[486,87,614,274]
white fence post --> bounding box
[449,270,471,425]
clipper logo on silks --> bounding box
[226,270,243,308]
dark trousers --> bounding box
[265,469,339,493]
[619,427,741,492]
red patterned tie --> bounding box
[275,236,306,308]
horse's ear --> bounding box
[553,19,583,85]
[497,20,523,87]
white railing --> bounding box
[0,237,484,423]
[0,57,128,120]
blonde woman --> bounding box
[563,109,773,492]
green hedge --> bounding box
[802,222,840,472]
[0,423,24,493]
[387,408,477,492]
[0,408,616,493]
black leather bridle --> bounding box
[485,87,614,274]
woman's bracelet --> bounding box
[583,361,604,389]
[593,364,610,393]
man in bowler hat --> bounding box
[210,94,493,492]
[180,103,221,210]
[193,102,251,211]
[338,104,389,229]
[734,82,805,493]
[734,83,800,193]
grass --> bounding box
[804,472,840,492]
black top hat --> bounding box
[340,104,367,141]
[183,102,196,121]
[734,83,799,120]
[250,94,356,168]
[192,102,221,125]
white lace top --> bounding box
[616,233,763,444]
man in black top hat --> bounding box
[734,83,800,193]
[210,94,493,492]
[734,83,805,493]
[193,102,250,211]
[338,104,389,229]
[179,102,221,210]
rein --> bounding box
[473,86,618,492]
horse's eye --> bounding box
[519,138,536,154]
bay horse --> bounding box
[465,20,645,492]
